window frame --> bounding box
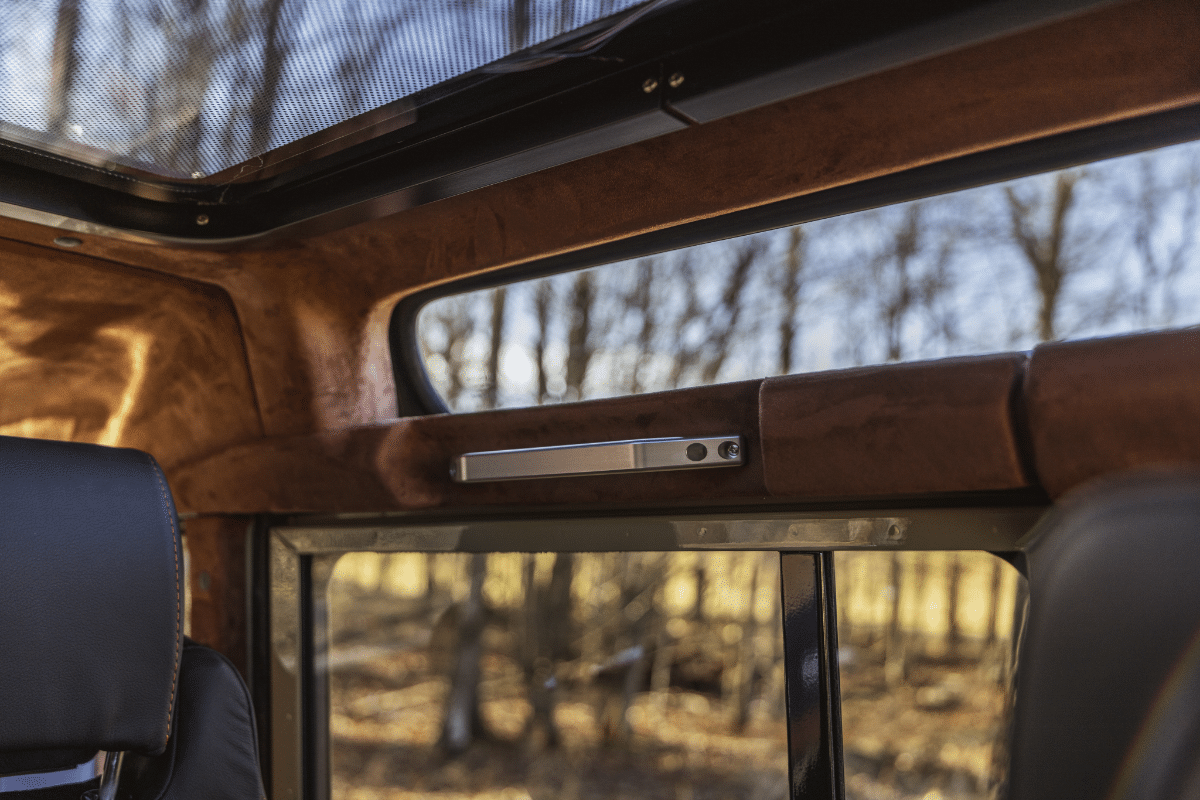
[262,506,1037,800]
[389,103,1200,416]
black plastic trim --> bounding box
[780,552,845,799]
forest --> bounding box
[326,550,1022,800]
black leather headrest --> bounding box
[0,436,182,774]
[1008,469,1200,800]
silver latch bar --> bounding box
[451,435,744,483]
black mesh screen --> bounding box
[0,0,647,180]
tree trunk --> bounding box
[884,553,906,687]
[946,553,963,656]
[564,272,594,400]
[441,554,488,755]
[484,287,507,409]
[47,0,81,138]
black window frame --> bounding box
[259,509,1036,800]
[0,0,1114,244]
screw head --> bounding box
[641,77,658,94]
[718,440,740,460]
[668,72,685,88]
[195,214,210,226]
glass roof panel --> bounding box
[0,0,649,180]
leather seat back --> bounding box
[0,436,182,777]
[1008,469,1200,800]
[0,436,265,800]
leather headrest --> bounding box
[0,436,182,773]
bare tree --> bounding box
[483,287,508,409]
[510,0,531,52]
[884,553,906,688]
[441,553,488,755]
[663,238,766,389]
[47,0,81,139]
[248,0,289,160]
[839,202,956,365]
[421,297,475,409]
[665,253,705,389]
[533,280,553,403]
[776,226,806,375]
[626,258,656,394]
[1126,154,1200,326]
[945,553,963,654]
[699,237,766,384]
[1004,172,1082,341]
[564,272,594,400]
[520,553,575,749]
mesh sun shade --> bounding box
[0,0,648,180]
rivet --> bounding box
[668,72,685,88]
[53,236,82,248]
[641,77,658,94]
[195,214,210,226]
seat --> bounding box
[0,436,265,800]
[1007,468,1200,800]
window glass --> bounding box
[0,0,647,178]
[328,552,789,800]
[325,550,1022,800]
[418,139,1200,412]
[835,552,1024,800]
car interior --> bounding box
[1,0,1199,799]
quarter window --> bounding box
[417,139,1200,412]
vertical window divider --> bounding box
[780,552,845,800]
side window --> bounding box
[328,552,791,800]
[836,552,1023,800]
[323,550,1023,800]
[415,138,1200,412]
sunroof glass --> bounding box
[0,0,649,180]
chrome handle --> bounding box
[451,435,744,483]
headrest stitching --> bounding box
[146,456,182,741]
